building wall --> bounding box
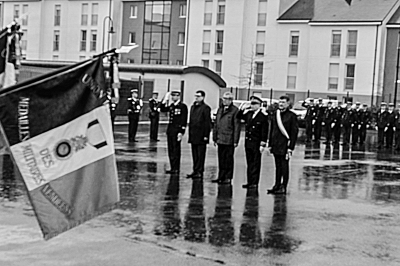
[383,28,399,103]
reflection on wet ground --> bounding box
[3,127,400,265]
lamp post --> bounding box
[394,30,400,105]
[102,16,115,53]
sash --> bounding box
[276,109,290,140]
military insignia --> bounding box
[54,140,73,160]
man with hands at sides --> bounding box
[237,96,268,189]
[267,95,299,195]
[160,91,188,174]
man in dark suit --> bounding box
[148,92,160,141]
[315,98,325,141]
[352,102,362,145]
[267,95,299,195]
[359,103,371,145]
[187,90,212,179]
[341,102,355,146]
[376,102,388,149]
[160,91,188,174]
[237,96,269,189]
[212,92,241,185]
[386,103,396,148]
[127,89,143,142]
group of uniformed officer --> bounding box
[303,98,372,146]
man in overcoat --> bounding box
[212,92,241,185]
[148,92,160,141]
[267,95,299,195]
[187,90,212,179]
[376,102,388,149]
[237,96,269,189]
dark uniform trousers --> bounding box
[191,144,207,174]
[150,114,159,140]
[245,145,262,186]
[325,124,333,142]
[167,131,181,171]
[342,124,351,144]
[378,128,385,147]
[386,128,394,147]
[359,125,367,144]
[273,154,289,189]
[395,130,400,150]
[128,113,140,141]
[352,125,359,144]
[315,121,322,140]
[217,144,235,181]
[333,123,342,143]
[305,121,313,141]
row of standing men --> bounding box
[121,89,298,195]
[303,98,400,150]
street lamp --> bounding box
[102,16,115,53]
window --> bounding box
[176,60,183,65]
[257,0,267,26]
[53,30,60,51]
[204,1,213,25]
[14,5,19,20]
[347,30,357,57]
[254,62,263,86]
[217,3,225,25]
[331,30,341,57]
[345,64,355,90]
[215,60,222,75]
[54,5,61,26]
[202,30,211,54]
[22,5,28,26]
[91,3,98,26]
[289,31,299,56]
[80,30,87,51]
[130,5,138,18]
[53,55,59,60]
[202,60,209,68]
[21,30,27,50]
[127,59,134,64]
[178,32,185,45]
[179,4,186,17]
[328,63,339,90]
[256,31,265,56]
[90,30,97,51]
[287,62,297,89]
[81,4,88,26]
[129,32,136,44]
[215,30,223,54]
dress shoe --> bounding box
[191,173,203,179]
[211,179,221,183]
[166,169,179,174]
[272,187,287,195]
[242,184,258,189]
[186,172,196,178]
[219,179,232,185]
[267,185,280,194]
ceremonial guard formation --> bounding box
[127,89,143,142]
[302,98,318,142]
[148,92,161,141]
[160,91,188,174]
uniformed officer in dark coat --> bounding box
[127,89,143,142]
[359,103,371,145]
[341,102,355,146]
[386,103,396,148]
[160,91,188,174]
[394,107,400,150]
[333,103,344,144]
[302,98,318,142]
[212,92,241,185]
[315,98,325,141]
[267,95,299,195]
[376,102,388,149]
[322,101,335,144]
[149,92,160,141]
[187,90,212,179]
[352,102,362,145]
[237,96,269,189]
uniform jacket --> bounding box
[341,108,356,126]
[237,109,268,149]
[387,111,396,128]
[316,105,325,122]
[188,101,212,144]
[268,109,299,155]
[161,101,188,135]
[323,107,335,125]
[213,104,241,145]
[127,97,143,117]
[359,110,371,127]
[302,102,318,122]
[394,113,400,129]
[376,111,388,129]
[334,106,344,123]
[148,98,160,118]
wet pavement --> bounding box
[2,125,400,265]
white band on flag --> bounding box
[10,105,114,191]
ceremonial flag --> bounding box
[0,56,119,239]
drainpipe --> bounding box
[371,25,379,106]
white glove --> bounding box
[177,133,183,141]
[322,122,325,126]
[331,123,335,128]
[312,120,316,125]
[358,125,361,129]
[375,126,378,131]
[243,109,250,114]
[259,146,265,153]
[384,127,388,132]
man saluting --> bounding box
[267,95,299,195]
